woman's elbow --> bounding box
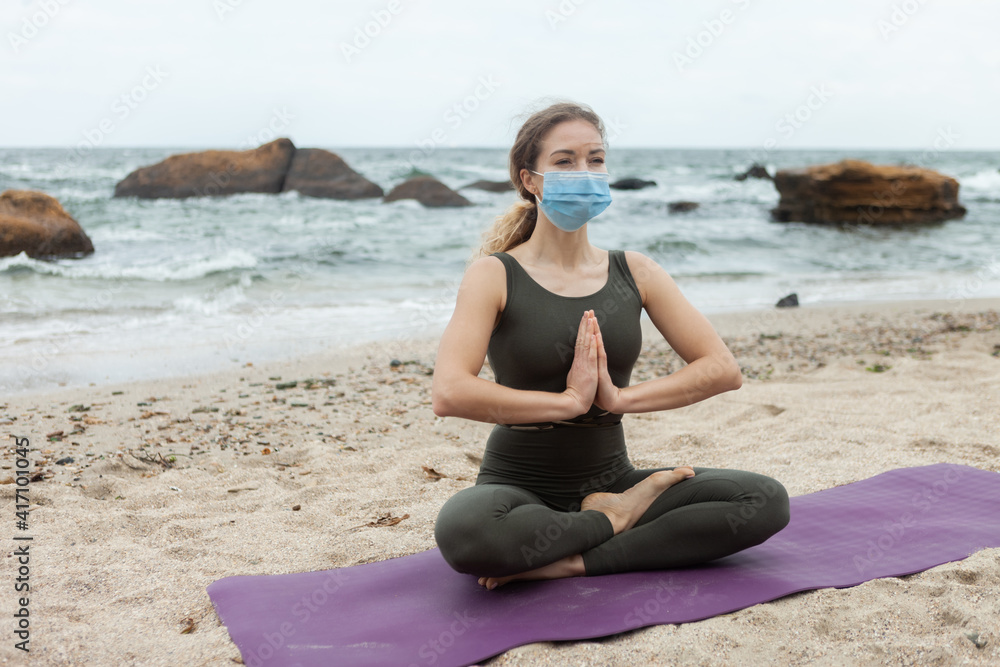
[431,375,465,417]
[431,385,453,417]
[708,354,742,394]
[723,358,743,392]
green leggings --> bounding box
[434,464,790,577]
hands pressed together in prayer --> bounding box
[563,309,623,416]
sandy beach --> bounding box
[2,296,999,666]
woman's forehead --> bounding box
[540,126,604,156]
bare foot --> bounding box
[477,554,585,590]
[581,467,695,535]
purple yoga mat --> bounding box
[208,463,1000,667]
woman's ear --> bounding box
[520,168,539,197]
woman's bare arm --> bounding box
[596,251,742,414]
[431,256,598,424]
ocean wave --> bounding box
[645,238,702,254]
[172,281,249,316]
[960,168,1000,193]
[88,227,170,242]
[0,249,259,282]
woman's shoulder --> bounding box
[460,254,508,298]
[618,250,674,306]
[466,252,507,276]
[619,249,671,275]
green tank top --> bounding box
[486,249,644,428]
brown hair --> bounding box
[473,101,607,260]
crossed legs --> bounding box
[433,466,790,587]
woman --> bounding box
[432,101,789,590]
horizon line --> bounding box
[3,144,1000,153]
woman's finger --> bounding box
[575,311,589,348]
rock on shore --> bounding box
[114,139,296,199]
[460,179,514,193]
[0,190,94,259]
[735,163,772,181]
[668,200,699,213]
[771,159,966,224]
[282,148,383,199]
[384,176,472,207]
[113,139,383,200]
[611,177,657,190]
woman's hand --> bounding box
[592,319,623,413]
[562,310,599,416]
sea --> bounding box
[2,146,999,394]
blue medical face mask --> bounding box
[530,169,612,232]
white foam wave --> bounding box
[0,249,259,282]
[88,227,170,242]
[172,279,250,316]
[960,169,1000,194]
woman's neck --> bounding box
[514,220,601,271]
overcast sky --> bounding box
[4,0,999,150]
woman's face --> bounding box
[522,119,606,198]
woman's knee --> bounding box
[434,487,511,575]
[435,491,482,570]
[741,473,790,537]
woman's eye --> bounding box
[553,157,603,167]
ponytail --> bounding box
[476,200,537,259]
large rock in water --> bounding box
[460,179,514,193]
[610,177,657,190]
[771,159,966,224]
[384,176,472,207]
[735,163,772,181]
[282,148,383,199]
[114,138,296,199]
[0,190,94,259]
[668,200,699,213]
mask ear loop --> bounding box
[526,168,543,201]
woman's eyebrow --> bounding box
[547,147,606,157]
